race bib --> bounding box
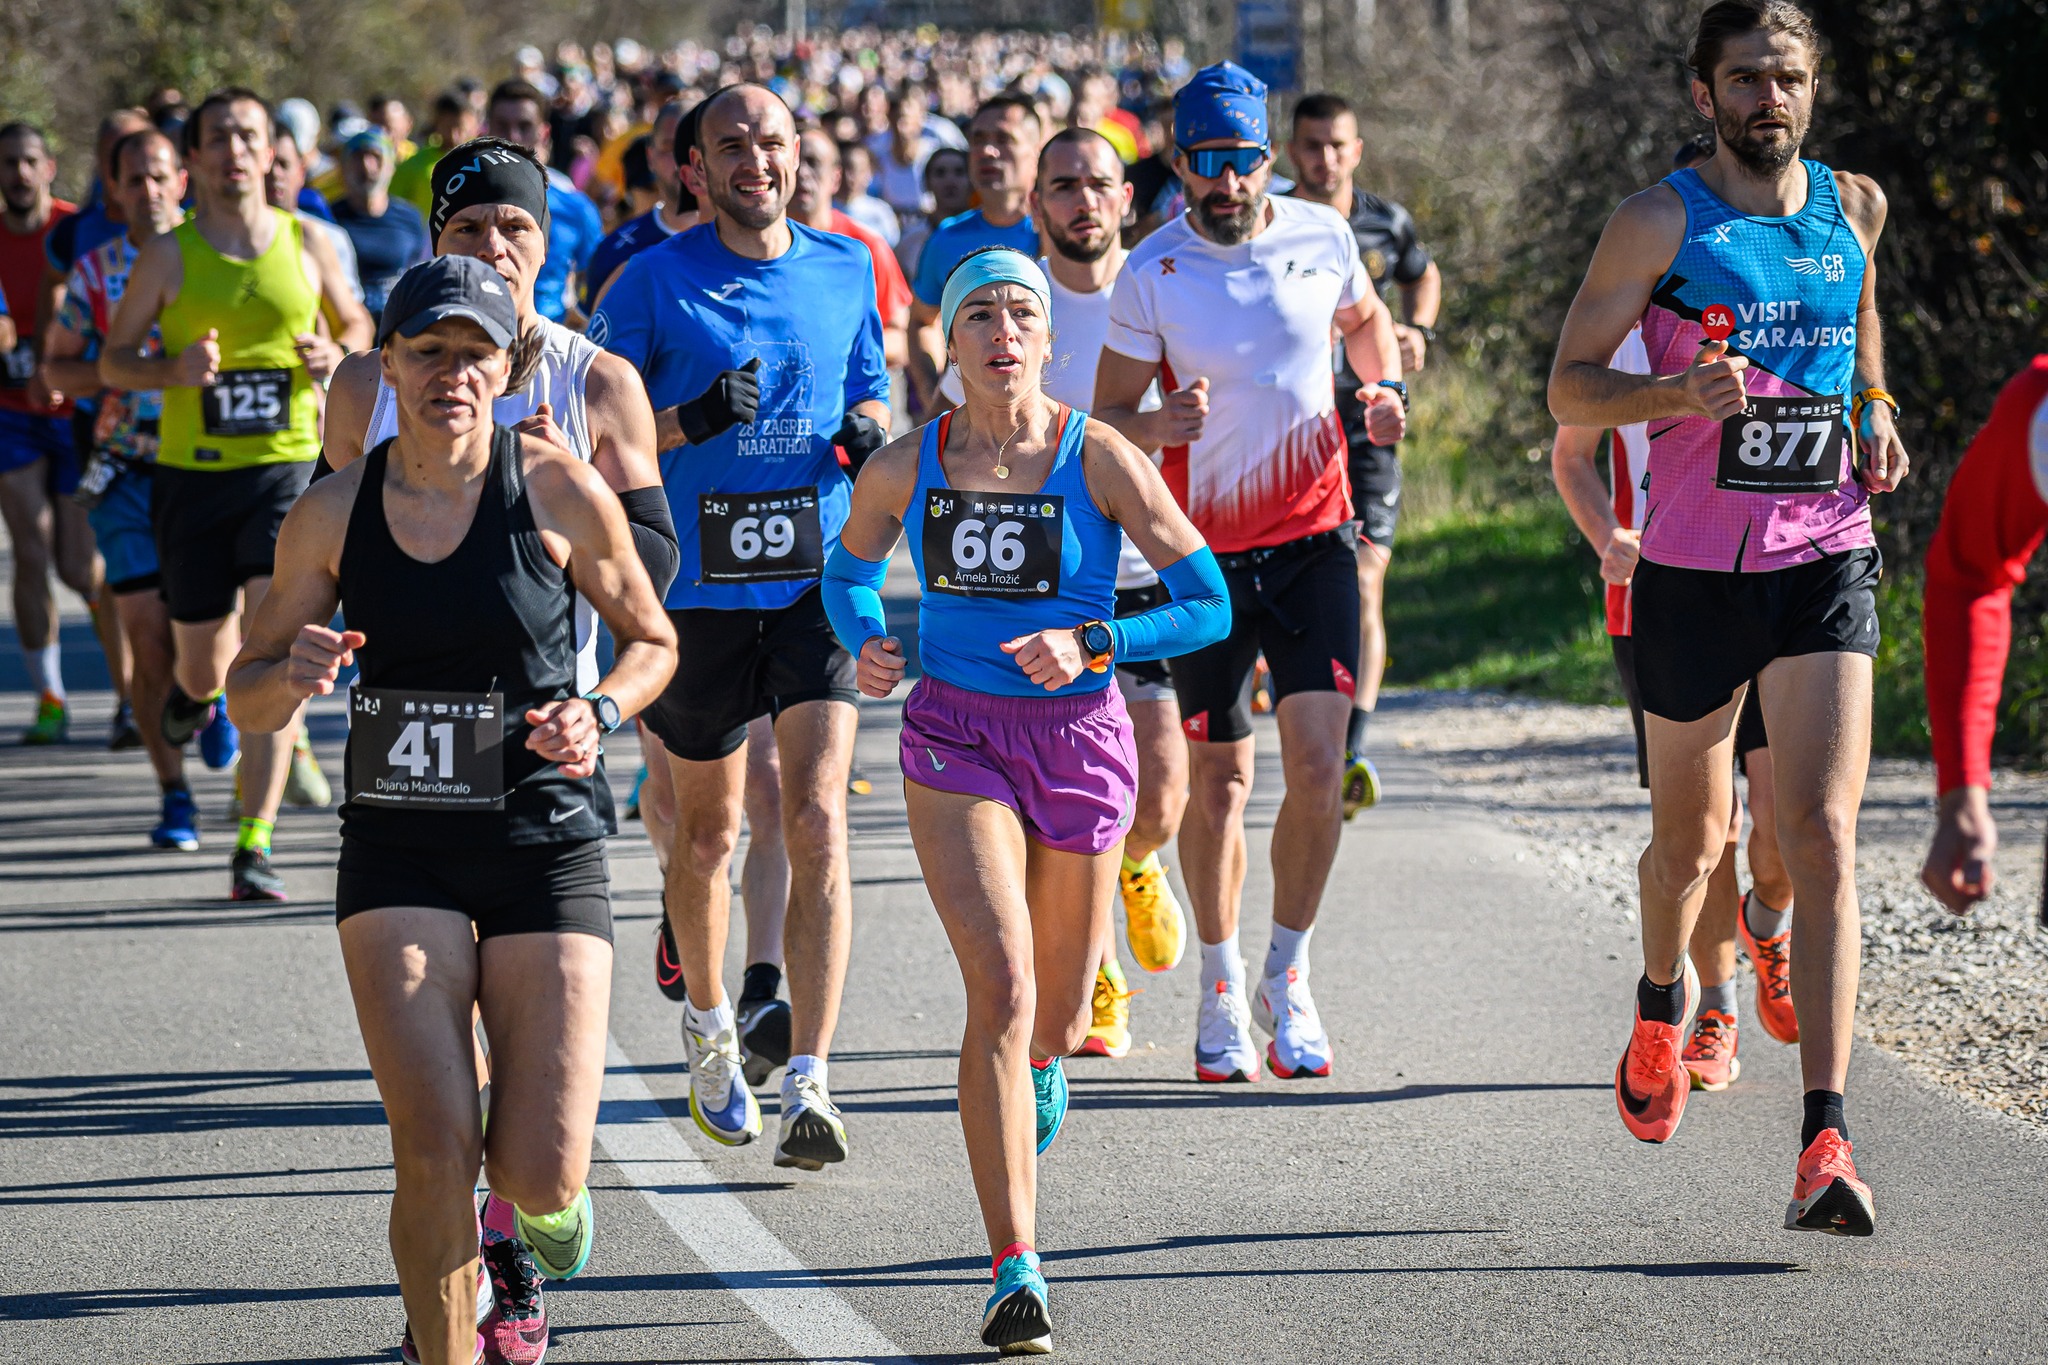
[697,486,824,583]
[1715,394,1849,493]
[201,368,291,437]
[1,342,34,388]
[922,491,1064,598]
[347,687,505,810]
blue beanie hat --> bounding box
[1173,61,1269,149]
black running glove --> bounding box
[675,356,762,445]
[834,410,887,473]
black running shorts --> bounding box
[1630,547,1880,725]
[1612,633,1768,790]
[1113,583,1175,703]
[1348,440,1401,551]
[151,461,312,622]
[335,836,613,940]
[1168,528,1362,744]
[641,585,858,762]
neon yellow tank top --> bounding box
[158,209,321,470]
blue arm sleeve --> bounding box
[1106,546,1229,663]
[822,542,892,654]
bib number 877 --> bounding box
[1737,419,1835,469]
[389,720,457,779]
[730,514,797,562]
[952,518,1027,571]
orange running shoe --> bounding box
[1786,1129,1875,1236]
[1681,1009,1740,1091]
[1614,958,1698,1143]
[1738,892,1798,1044]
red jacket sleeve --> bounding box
[1924,357,2048,792]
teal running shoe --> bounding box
[981,1249,1052,1355]
[514,1185,594,1280]
[1032,1056,1068,1155]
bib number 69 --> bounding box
[730,513,796,561]
[952,518,1026,571]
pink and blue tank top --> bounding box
[1637,160,1874,573]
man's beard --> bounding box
[1716,104,1806,177]
[710,176,786,231]
[1047,218,1115,264]
[0,189,37,215]
[1194,190,1262,246]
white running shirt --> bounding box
[1605,326,1651,636]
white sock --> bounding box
[1265,923,1314,981]
[683,992,732,1038]
[1199,931,1245,993]
[785,1053,828,1092]
[26,643,62,700]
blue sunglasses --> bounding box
[1179,145,1270,179]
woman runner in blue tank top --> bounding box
[822,247,1227,1354]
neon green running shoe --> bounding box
[515,1185,594,1280]
[21,693,66,746]
[1341,751,1381,820]
[283,732,332,807]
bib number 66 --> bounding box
[730,513,797,561]
[952,518,1026,571]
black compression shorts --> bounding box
[1348,441,1401,551]
[1113,583,1175,701]
[335,836,613,940]
[640,585,858,762]
[151,461,312,622]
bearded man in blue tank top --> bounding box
[1549,0,1909,1237]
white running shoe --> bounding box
[1194,979,1262,1083]
[683,1011,761,1146]
[1254,966,1335,1078]
[774,1072,849,1170]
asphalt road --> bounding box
[5,610,2048,1363]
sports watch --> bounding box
[1076,621,1115,674]
[1375,380,1409,407]
[586,693,623,735]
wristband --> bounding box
[1851,387,1898,433]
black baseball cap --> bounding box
[376,254,519,349]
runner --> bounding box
[589,83,890,1167]
[41,127,199,847]
[101,88,372,900]
[1548,0,1906,1233]
[792,128,912,369]
[327,126,430,323]
[1094,61,1407,1083]
[908,94,1044,410]
[582,100,697,312]
[1920,355,2048,917]
[821,245,1226,1353]
[483,80,605,325]
[266,121,367,305]
[225,254,676,1365]
[1283,92,1441,814]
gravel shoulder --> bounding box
[1371,688,2048,1129]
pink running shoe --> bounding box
[481,1237,550,1364]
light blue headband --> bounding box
[939,247,1052,342]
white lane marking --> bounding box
[596,1036,909,1363]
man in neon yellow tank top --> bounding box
[104,87,370,902]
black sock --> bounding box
[1801,1090,1848,1149]
[164,685,208,724]
[1346,707,1371,756]
[740,961,782,1005]
[161,778,191,795]
[1636,973,1686,1025]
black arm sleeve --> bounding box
[617,485,680,599]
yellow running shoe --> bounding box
[1079,961,1134,1058]
[284,732,332,808]
[1120,851,1186,974]
[1341,752,1381,820]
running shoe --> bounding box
[151,787,200,852]
[160,686,210,748]
[1682,1008,1741,1092]
[684,1014,762,1146]
[1341,751,1381,820]
[515,1186,594,1280]
[108,700,143,751]
[624,762,647,820]
[198,694,239,770]
[1250,657,1273,714]
[481,1237,550,1363]
[981,1249,1052,1356]
[1614,958,1699,1144]
[1078,962,1134,1059]
[21,692,66,745]
[229,848,287,902]
[1785,1128,1876,1237]
[1739,891,1799,1045]
[1253,966,1334,1079]
[847,764,874,796]
[283,732,332,807]
[737,994,793,1088]
[1033,1055,1068,1154]
[653,917,691,1003]
[1118,852,1185,973]
[1194,979,1261,1083]
[774,1072,849,1171]
[400,1327,485,1365]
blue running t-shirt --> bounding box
[591,220,890,611]
[537,170,604,323]
[910,209,1039,307]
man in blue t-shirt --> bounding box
[581,100,698,313]
[906,92,1043,411]
[590,82,888,1170]
[486,78,603,323]
[326,128,428,323]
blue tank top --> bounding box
[905,406,1121,698]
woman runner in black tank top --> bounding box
[226,256,675,1365]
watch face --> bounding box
[1084,624,1113,656]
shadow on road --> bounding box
[0,1066,383,1139]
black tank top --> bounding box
[338,425,613,846]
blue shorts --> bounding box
[0,409,73,480]
[87,464,159,594]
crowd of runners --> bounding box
[2,0,2044,1358]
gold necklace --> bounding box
[992,415,1029,480]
